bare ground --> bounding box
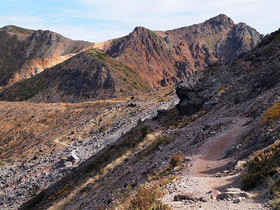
[162,117,271,209]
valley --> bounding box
[0,13,279,210]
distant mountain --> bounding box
[0,26,92,88]
[0,14,263,102]
[0,49,149,102]
[104,14,263,87]
[1,25,35,40]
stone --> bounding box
[200,196,208,202]
[235,161,246,170]
[216,188,252,200]
[174,193,200,202]
[233,197,242,203]
[216,193,232,200]
[208,189,221,199]
[226,188,242,193]
[239,192,252,199]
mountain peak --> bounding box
[1,25,34,33]
[0,25,35,40]
[206,14,234,27]
[131,26,150,35]
[27,29,65,42]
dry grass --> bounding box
[0,101,116,162]
[123,176,176,210]
[139,135,172,158]
[158,97,169,102]
[177,110,206,128]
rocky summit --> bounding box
[104,14,262,87]
[0,14,280,210]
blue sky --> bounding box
[0,0,279,42]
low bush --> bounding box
[242,140,280,190]
[262,100,280,124]
[129,184,169,210]
[170,153,184,168]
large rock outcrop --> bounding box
[176,28,280,117]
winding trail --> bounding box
[163,118,270,210]
[189,118,248,192]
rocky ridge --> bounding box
[0,14,262,102]
[104,14,263,87]
[0,49,149,102]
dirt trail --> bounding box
[163,118,269,209]
[189,118,247,191]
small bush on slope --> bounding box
[129,176,176,210]
[262,100,280,124]
[170,153,184,168]
[130,184,169,210]
[242,140,280,190]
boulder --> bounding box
[174,193,200,202]
[176,71,222,116]
[216,188,252,200]
[235,161,246,170]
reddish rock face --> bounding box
[105,14,263,87]
[0,14,263,103]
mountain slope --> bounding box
[0,49,149,102]
[0,26,92,88]
[104,14,263,87]
[0,25,35,40]
[18,28,280,210]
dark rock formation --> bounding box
[176,28,280,117]
[176,72,222,115]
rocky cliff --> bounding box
[176,28,280,117]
